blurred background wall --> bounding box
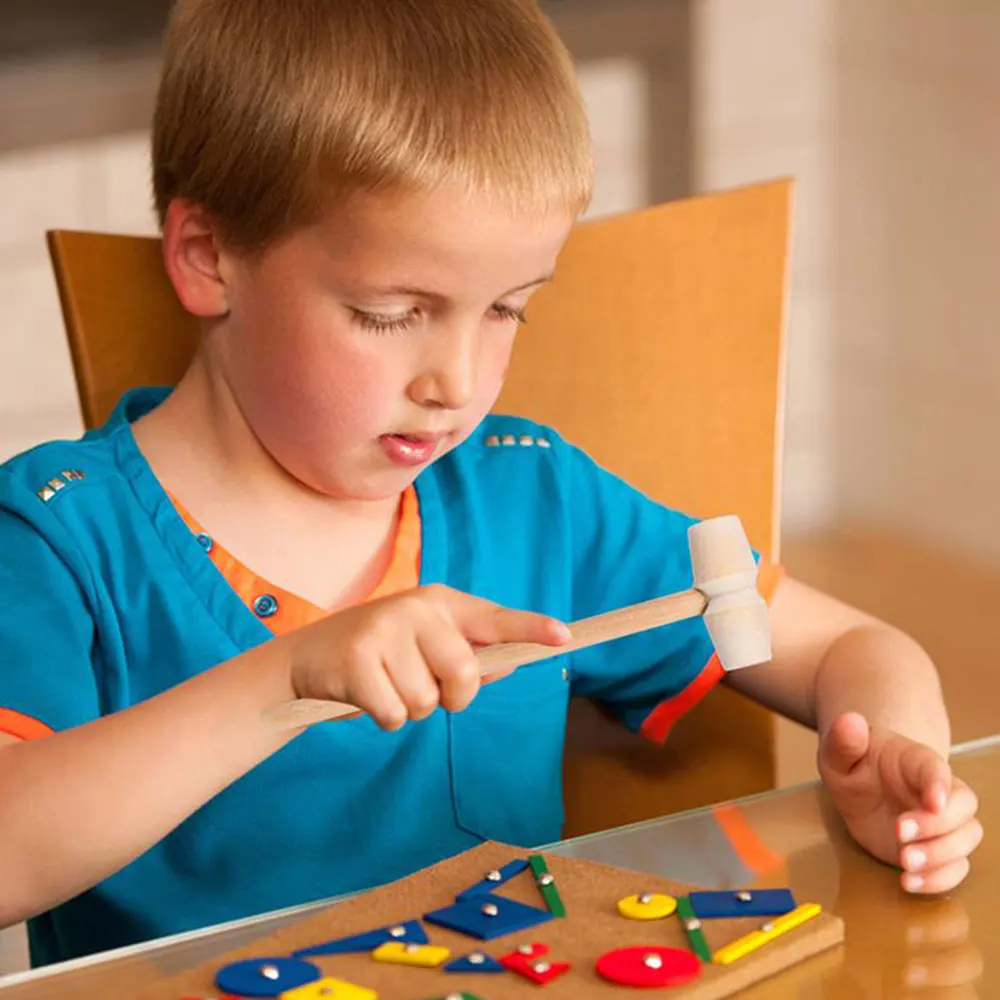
[1,0,998,972]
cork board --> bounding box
[137,841,843,1000]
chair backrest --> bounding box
[47,178,791,837]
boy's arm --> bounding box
[0,638,300,928]
[0,583,565,928]
[723,575,950,755]
[724,575,981,895]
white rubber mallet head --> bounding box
[688,515,772,670]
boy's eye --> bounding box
[351,309,415,334]
[491,303,528,325]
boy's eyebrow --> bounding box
[369,274,554,299]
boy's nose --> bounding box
[409,332,479,410]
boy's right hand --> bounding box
[286,585,571,731]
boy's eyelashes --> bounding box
[350,303,528,334]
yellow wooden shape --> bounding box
[279,976,377,999]
[371,941,451,967]
[616,892,678,920]
[712,903,823,965]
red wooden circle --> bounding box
[596,946,701,988]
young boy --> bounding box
[0,0,981,968]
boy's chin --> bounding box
[323,468,421,504]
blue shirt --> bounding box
[0,388,716,965]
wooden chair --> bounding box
[47,178,791,838]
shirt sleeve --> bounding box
[0,507,100,739]
[565,444,782,742]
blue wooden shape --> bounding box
[688,888,796,919]
[455,858,530,900]
[424,895,552,941]
[292,919,428,958]
[444,951,505,973]
[215,957,320,998]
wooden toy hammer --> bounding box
[263,514,770,732]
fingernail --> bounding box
[903,873,924,892]
[906,848,927,872]
[905,963,928,987]
[899,819,919,843]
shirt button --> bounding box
[562,667,570,682]
[253,594,279,618]
[195,533,214,554]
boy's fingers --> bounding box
[437,588,571,648]
[348,657,409,731]
[416,628,481,713]
[901,819,984,877]
[899,744,953,813]
[901,856,971,895]
[820,712,871,776]
[383,638,441,722]
[898,781,979,843]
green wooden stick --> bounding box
[677,895,713,963]
[528,854,566,918]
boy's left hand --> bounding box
[818,712,983,894]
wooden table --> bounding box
[1,736,995,998]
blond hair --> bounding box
[152,0,593,251]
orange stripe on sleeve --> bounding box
[712,802,785,874]
[639,562,786,745]
[0,708,54,741]
[639,654,725,744]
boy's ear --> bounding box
[161,199,233,318]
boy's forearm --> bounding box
[813,625,951,758]
[0,638,300,927]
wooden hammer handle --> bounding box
[262,588,708,732]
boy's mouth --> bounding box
[379,431,446,466]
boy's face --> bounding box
[214,185,573,501]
